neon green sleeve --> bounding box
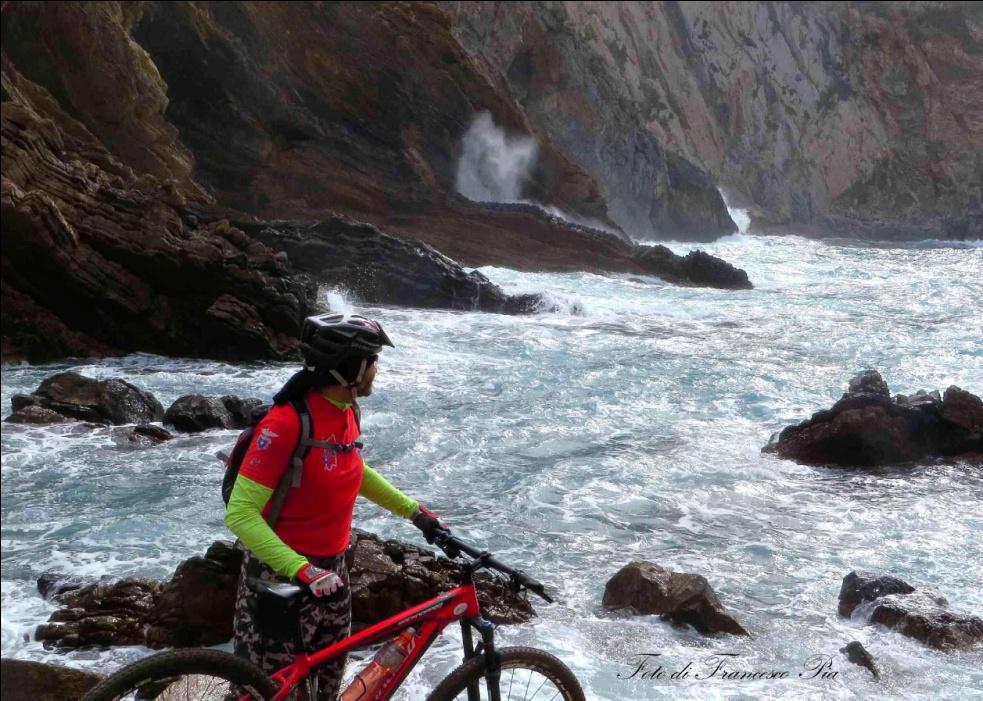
[224,475,308,578]
[359,463,419,519]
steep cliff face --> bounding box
[448,1,983,240]
[1,1,752,361]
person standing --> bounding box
[224,313,448,699]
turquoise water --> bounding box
[2,235,982,699]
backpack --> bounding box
[221,398,363,527]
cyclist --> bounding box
[224,312,449,699]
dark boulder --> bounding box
[602,561,748,636]
[4,405,73,425]
[848,370,890,398]
[34,531,533,649]
[763,371,983,466]
[838,571,983,651]
[838,571,915,617]
[0,659,102,701]
[145,541,243,647]
[840,641,879,679]
[110,424,173,450]
[163,395,262,432]
[17,372,165,425]
[633,245,752,290]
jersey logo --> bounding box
[322,434,339,472]
[256,428,279,450]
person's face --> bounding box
[357,362,378,397]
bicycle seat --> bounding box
[248,577,304,603]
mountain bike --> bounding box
[80,531,585,700]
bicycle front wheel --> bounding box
[80,648,279,701]
[427,646,586,701]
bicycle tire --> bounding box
[80,648,279,701]
[426,646,586,701]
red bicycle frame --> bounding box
[261,581,482,701]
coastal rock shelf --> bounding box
[33,532,533,651]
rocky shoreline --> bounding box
[763,370,983,467]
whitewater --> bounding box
[2,234,981,699]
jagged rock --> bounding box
[12,372,165,425]
[838,571,983,652]
[1,37,314,363]
[4,405,73,424]
[0,659,103,701]
[163,395,262,432]
[602,561,748,636]
[110,424,173,449]
[245,217,545,314]
[634,246,752,290]
[847,370,891,398]
[838,571,916,617]
[35,578,162,647]
[145,541,243,647]
[763,372,983,466]
[840,641,879,679]
[34,531,533,649]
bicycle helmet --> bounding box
[300,313,394,391]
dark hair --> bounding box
[272,355,378,405]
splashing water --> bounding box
[721,191,751,234]
[2,235,982,699]
[455,112,538,203]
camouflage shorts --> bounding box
[231,549,351,700]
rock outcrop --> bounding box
[602,561,749,637]
[35,532,534,650]
[449,2,983,240]
[8,372,164,425]
[1,39,314,362]
[1,1,754,362]
[0,659,103,701]
[840,641,879,679]
[763,371,983,466]
[164,395,263,433]
[243,216,545,314]
[838,571,983,651]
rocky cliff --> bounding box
[1,1,753,362]
[448,1,983,240]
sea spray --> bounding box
[455,112,537,203]
[456,112,621,238]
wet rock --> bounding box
[110,424,173,449]
[35,578,162,648]
[35,531,533,649]
[602,561,749,636]
[145,541,243,647]
[4,405,73,424]
[247,217,547,314]
[838,571,983,651]
[763,371,983,466]
[633,245,751,290]
[0,658,103,701]
[163,395,262,432]
[838,571,915,617]
[840,641,879,679]
[847,370,890,398]
[14,372,165,426]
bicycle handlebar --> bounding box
[431,530,554,603]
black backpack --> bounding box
[220,398,362,526]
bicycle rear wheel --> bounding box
[427,646,586,701]
[80,648,279,701]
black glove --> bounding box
[412,505,450,544]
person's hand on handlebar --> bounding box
[412,505,450,544]
[294,563,344,597]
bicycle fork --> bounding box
[460,617,501,701]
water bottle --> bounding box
[340,627,417,700]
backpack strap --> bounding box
[265,398,313,527]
